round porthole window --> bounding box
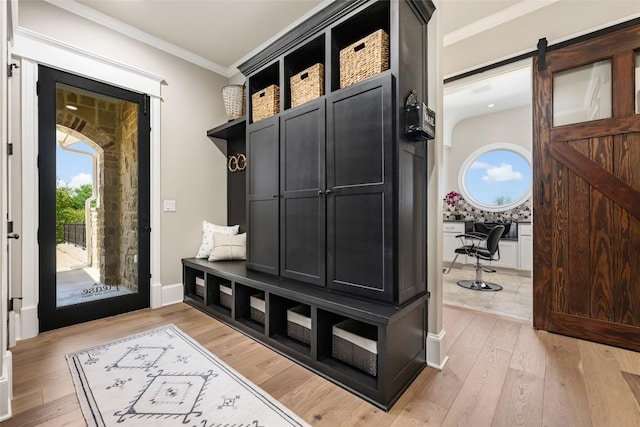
[458,143,532,212]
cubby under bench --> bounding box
[182,257,428,410]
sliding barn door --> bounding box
[533,24,640,350]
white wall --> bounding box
[443,0,640,77]
[228,72,246,86]
[445,105,532,194]
[426,0,447,370]
[18,0,230,286]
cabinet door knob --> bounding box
[273,194,278,198]
[325,189,333,194]
[318,190,325,195]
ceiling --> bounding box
[43,0,638,128]
[42,0,557,128]
[49,0,534,77]
[67,0,326,76]
[443,62,532,142]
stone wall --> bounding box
[117,102,138,291]
[56,88,138,289]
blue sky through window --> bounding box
[464,149,531,207]
[56,141,95,188]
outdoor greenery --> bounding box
[56,182,93,243]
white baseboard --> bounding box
[150,282,162,308]
[19,305,38,340]
[427,329,449,370]
[161,282,184,307]
[8,312,16,348]
[0,351,13,422]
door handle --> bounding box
[8,233,20,240]
[325,189,333,194]
[318,190,325,195]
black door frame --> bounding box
[37,65,151,331]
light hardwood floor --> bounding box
[5,303,640,426]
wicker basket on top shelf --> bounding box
[251,85,280,122]
[290,63,324,108]
[339,29,389,88]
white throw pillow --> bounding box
[208,233,247,261]
[195,221,239,258]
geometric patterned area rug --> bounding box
[66,324,310,426]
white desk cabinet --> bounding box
[518,223,533,271]
[443,222,465,264]
[490,240,518,269]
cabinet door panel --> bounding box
[247,198,279,273]
[280,101,326,285]
[282,196,323,282]
[327,74,394,302]
[282,104,323,192]
[248,118,279,196]
[519,235,533,271]
[246,117,279,275]
[491,240,518,269]
[331,191,385,291]
[331,84,385,187]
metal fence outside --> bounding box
[64,223,86,249]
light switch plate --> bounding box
[163,200,176,212]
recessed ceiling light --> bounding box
[487,103,495,108]
[66,105,78,111]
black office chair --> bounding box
[447,224,505,291]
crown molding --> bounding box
[227,0,335,77]
[43,0,230,77]
[443,0,559,47]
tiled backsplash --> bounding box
[443,195,532,222]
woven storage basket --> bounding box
[195,276,205,298]
[219,283,232,309]
[249,293,265,324]
[339,29,389,88]
[252,85,280,122]
[221,84,245,121]
[287,305,311,345]
[332,319,378,376]
[290,63,324,108]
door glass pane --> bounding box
[553,60,612,126]
[56,83,139,307]
[636,51,640,114]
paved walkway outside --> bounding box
[56,243,132,307]
[57,243,88,271]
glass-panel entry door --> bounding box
[38,65,150,332]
